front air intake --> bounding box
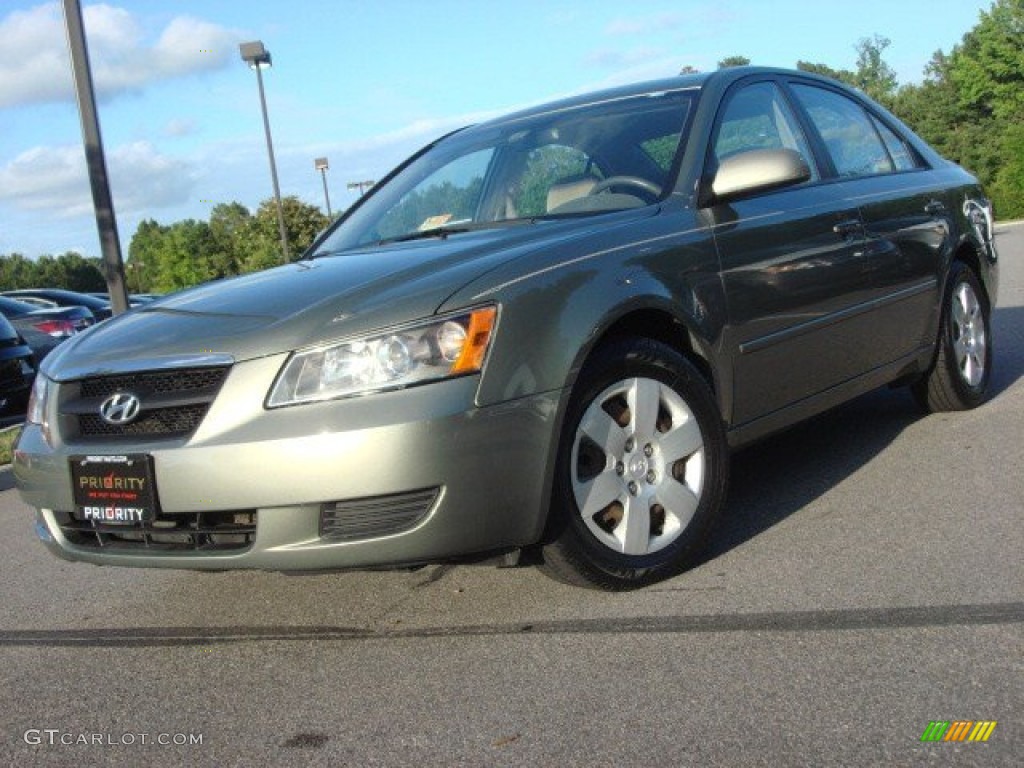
[319,488,440,542]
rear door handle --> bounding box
[925,199,947,216]
[833,220,862,238]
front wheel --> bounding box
[541,338,728,590]
[912,262,992,412]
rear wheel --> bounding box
[912,262,992,412]
[541,337,728,590]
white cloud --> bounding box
[585,47,667,69]
[164,118,197,137]
[0,2,240,109]
[0,141,196,216]
[605,14,683,37]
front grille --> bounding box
[320,488,440,542]
[79,404,208,437]
[55,509,257,552]
[62,366,230,441]
[80,368,226,398]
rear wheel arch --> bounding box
[951,242,985,298]
[912,257,992,412]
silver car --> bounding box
[15,67,998,589]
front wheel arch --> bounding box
[539,336,729,589]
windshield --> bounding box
[316,87,698,253]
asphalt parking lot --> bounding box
[1,224,1020,767]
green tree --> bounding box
[208,202,253,277]
[127,219,168,292]
[253,196,330,264]
[152,220,217,290]
[798,35,897,104]
[42,252,104,291]
[796,60,855,84]
[852,35,898,104]
[0,252,39,288]
[717,55,750,69]
[991,121,1024,216]
[948,0,1024,121]
[891,1,1024,217]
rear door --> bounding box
[786,81,946,364]
[705,79,874,426]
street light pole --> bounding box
[314,157,332,218]
[62,0,130,314]
[239,41,290,264]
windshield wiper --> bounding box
[379,218,534,246]
[384,225,474,244]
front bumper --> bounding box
[15,355,562,570]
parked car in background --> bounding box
[14,67,998,589]
[0,296,95,363]
[88,292,162,307]
[3,289,112,321]
[0,312,36,423]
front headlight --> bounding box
[267,306,497,407]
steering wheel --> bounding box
[588,175,662,201]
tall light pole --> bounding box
[62,0,130,314]
[314,157,332,218]
[347,180,376,197]
[239,40,289,263]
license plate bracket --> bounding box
[70,454,157,524]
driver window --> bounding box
[511,144,598,217]
[714,82,817,181]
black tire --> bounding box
[912,262,992,412]
[540,337,729,590]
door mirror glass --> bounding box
[711,148,811,202]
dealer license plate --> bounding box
[70,454,156,524]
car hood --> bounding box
[44,210,656,380]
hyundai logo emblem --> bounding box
[99,393,142,425]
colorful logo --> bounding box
[920,721,997,742]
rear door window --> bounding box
[871,116,921,171]
[790,84,894,177]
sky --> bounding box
[0,0,996,260]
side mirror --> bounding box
[710,148,811,203]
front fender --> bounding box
[443,210,724,409]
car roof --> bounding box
[464,66,861,134]
[5,288,110,309]
[0,295,41,316]
[474,72,712,131]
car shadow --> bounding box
[701,301,1023,564]
[991,304,1024,396]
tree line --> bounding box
[3,0,1019,294]
[0,196,330,294]
[126,197,329,292]
[713,0,1023,219]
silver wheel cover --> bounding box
[952,280,986,387]
[571,377,705,556]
